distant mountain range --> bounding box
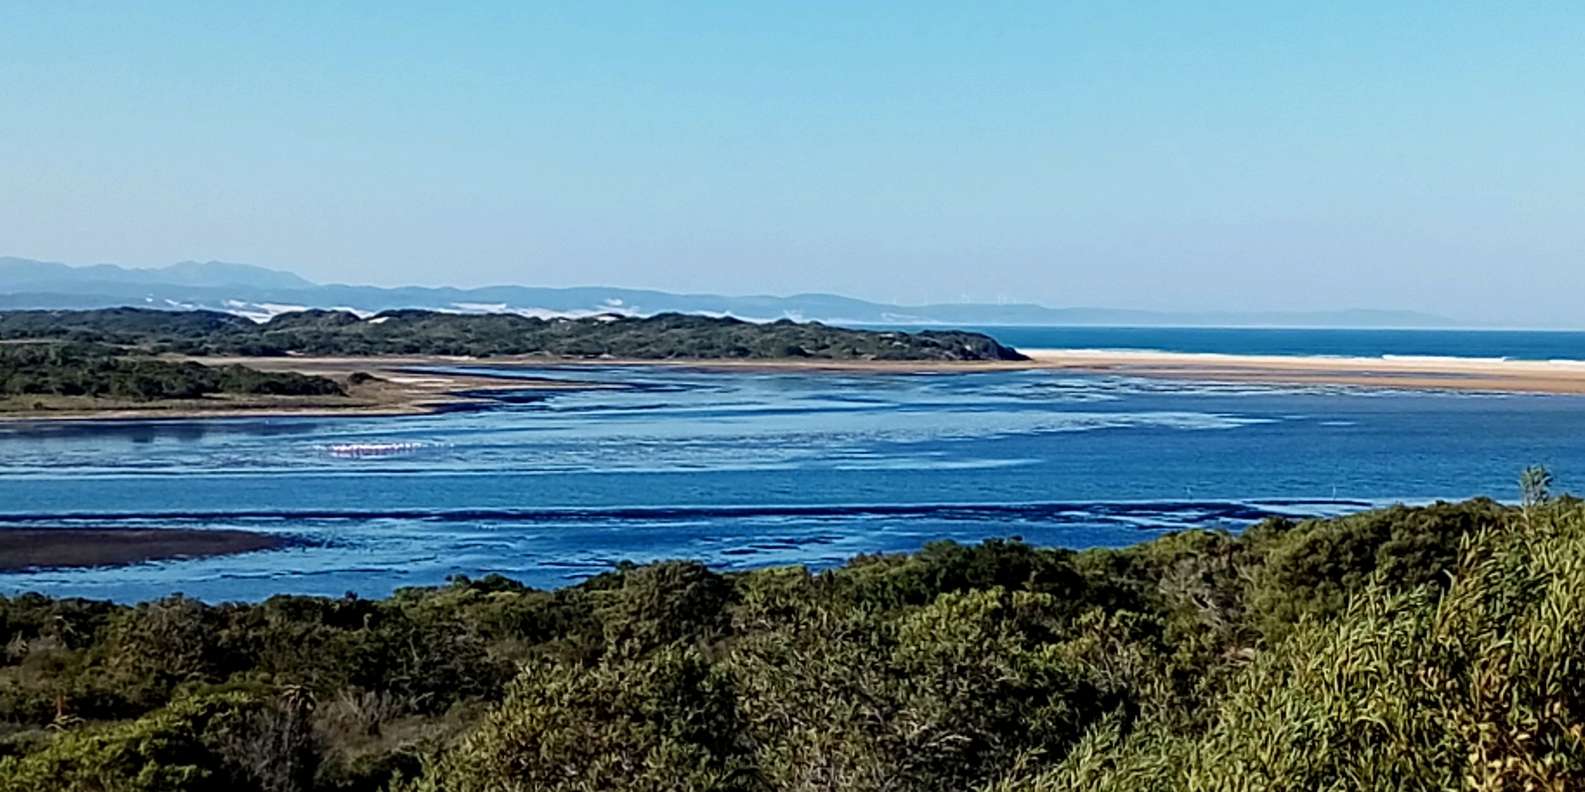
[0,257,1460,328]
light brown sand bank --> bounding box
[0,356,605,422]
[491,353,1585,394]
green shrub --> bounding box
[1245,499,1507,642]
[414,648,753,792]
[0,693,316,792]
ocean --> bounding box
[973,325,1585,361]
[2,327,1583,601]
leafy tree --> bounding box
[596,561,733,655]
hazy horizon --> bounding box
[3,5,1581,325]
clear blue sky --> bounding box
[2,3,1581,325]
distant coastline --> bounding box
[0,256,1467,329]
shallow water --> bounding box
[2,364,1581,601]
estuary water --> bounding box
[2,362,1584,601]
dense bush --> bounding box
[3,498,1582,790]
[413,648,754,792]
[993,500,1585,791]
[1242,499,1508,642]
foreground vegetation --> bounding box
[0,343,344,404]
[0,308,1028,361]
[3,492,1582,790]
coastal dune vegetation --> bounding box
[0,343,344,405]
[0,306,1028,414]
[2,487,1582,790]
[0,307,1028,361]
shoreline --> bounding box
[5,347,1585,423]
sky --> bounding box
[1,3,1581,325]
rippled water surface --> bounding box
[3,365,1583,601]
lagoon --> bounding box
[2,363,1582,601]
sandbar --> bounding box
[0,528,288,571]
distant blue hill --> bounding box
[0,256,1459,328]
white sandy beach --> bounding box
[1020,348,1585,394]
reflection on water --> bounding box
[1,365,1582,601]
